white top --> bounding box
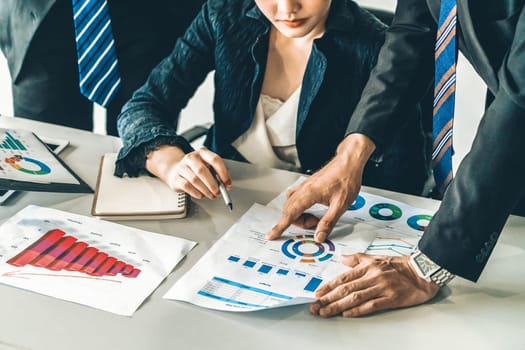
[232,87,301,172]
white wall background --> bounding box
[0,0,486,172]
[0,55,12,117]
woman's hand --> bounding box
[146,145,231,199]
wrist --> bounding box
[409,249,455,287]
[146,145,185,179]
[336,133,376,166]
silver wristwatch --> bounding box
[409,250,455,287]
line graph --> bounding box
[365,236,418,256]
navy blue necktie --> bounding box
[72,0,121,107]
[432,0,457,196]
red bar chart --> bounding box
[7,229,141,278]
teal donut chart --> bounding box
[369,203,402,221]
[407,214,433,231]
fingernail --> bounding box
[315,232,327,243]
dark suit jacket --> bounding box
[0,0,204,83]
[0,1,54,82]
[347,0,525,282]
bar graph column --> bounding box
[7,229,141,278]
[0,131,27,151]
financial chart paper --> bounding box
[164,203,375,311]
[0,205,196,316]
[165,178,435,312]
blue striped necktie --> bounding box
[432,0,457,196]
[72,0,121,108]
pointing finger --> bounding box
[267,214,295,240]
[314,197,348,243]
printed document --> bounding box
[0,206,196,316]
[0,129,78,184]
[165,177,435,312]
[164,203,375,311]
[268,177,435,257]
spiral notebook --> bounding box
[91,153,187,220]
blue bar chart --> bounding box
[0,131,27,151]
[225,254,324,295]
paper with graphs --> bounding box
[267,177,435,257]
[165,177,435,312]
[164,203,375,311]
[0,205,196,316]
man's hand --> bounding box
[310,253,440,317]
[267,134,376,243]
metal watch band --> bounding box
[430,268,455,287]
[410,250,455,287]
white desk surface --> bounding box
[1,116,524,350]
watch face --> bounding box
[415,253,439,276]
